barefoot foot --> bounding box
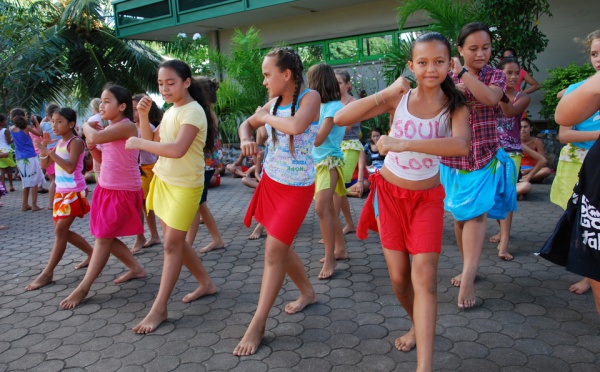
[318,258,336,280]
[130,237,147,254]
[457,280,477,309]
[182,281,218,303]
[199,240,225,254]
[142,237,161,248]
[342,225,356,235]
[60,288,89,309]
[74,256,90,270]
[31,206,42,212]
[21,206,31,211]
[451,273,462,287]
[319,249,350,263]
[233,324,265,356]
[132,308,168,334]
[394,327,416,352]
[569,278,591,295]
[285,292,317,314]
[488,232,501,243]
[25,272,53,291]
[114,268,146,284]
[247,227,264,240]
[497,241,513,261]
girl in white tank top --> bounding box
[335,33,470,372]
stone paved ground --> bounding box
[0,176,599,372]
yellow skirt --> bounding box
[146,176,203,231]
[315,157,347,198]
[550,160,582,210]
[140,163,156,199]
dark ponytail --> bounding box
[266,47,304,157]
[158,59,216,152]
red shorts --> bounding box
[357,172,445,254]
[244,172,314,245]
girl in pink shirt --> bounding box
[60,85,146,310]
[26,107,93,291]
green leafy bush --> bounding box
[539,63,595,126]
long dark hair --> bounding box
[308,63,341,104]
[103,84,134,121]
[410,32,467,118]
[159,59,215,152]
[12,115,28,130]
[457,22,493,47]
[9,108,26,121]
[266,47,304,156]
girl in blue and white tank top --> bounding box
[236,47,321,357]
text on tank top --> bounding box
[384,90,451,181]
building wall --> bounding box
[207,0,595,120]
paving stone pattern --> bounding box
[0,177,599,371]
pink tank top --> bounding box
[384,90,451,181]
[55,137,86,193]
[98,119,141,191]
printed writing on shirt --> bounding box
[390,119,442,140]
[581,194,600,250]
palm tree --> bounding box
[0,0,161,112]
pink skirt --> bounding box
[244,172,314,245]
[90,185,144,238]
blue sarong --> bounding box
[440,148,518,221]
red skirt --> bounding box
[357,172,445,254]
[244,172,314,245]
[90,185,144,239]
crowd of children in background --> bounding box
[0,23,599,371]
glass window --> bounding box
[297,44,324,66]
[178,0,232,12]
[118,1,170,26]
[362,34,393,57]
[328,39,358,61]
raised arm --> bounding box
[555,72,600,126]
[252,91,321,136]
[128,124,198,158]
[500,92,531,118]
[521,70,540,95]
[335,77,410,126]
[83,120,137,144]
[137,96,161,142]
[452,58,504,106]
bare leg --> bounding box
[111,238,147,284]
[315,169,338,280]
[233,235,291,356]
[497,212,514,261]
[451,221,464,287]
[410,253,438,372]
[60,238,114,309]
[21,187,31,210]
[31,186,41,211]
[589,278,600,315]
[284,247,316,314]
[186,207,202,246]
[131,207,147,253]
[332,193,348,260]
[26,217,78,290]
[46,174,55,209]
[339,195,356,234]
[569,278,591,295]
[381,248,416,352]
[456,214,487,309]
[198,203,224,253]
[133,223,215,334]
[143,207,160,247]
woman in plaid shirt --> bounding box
[440,22,519,309]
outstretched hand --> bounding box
[33,136,50,156]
